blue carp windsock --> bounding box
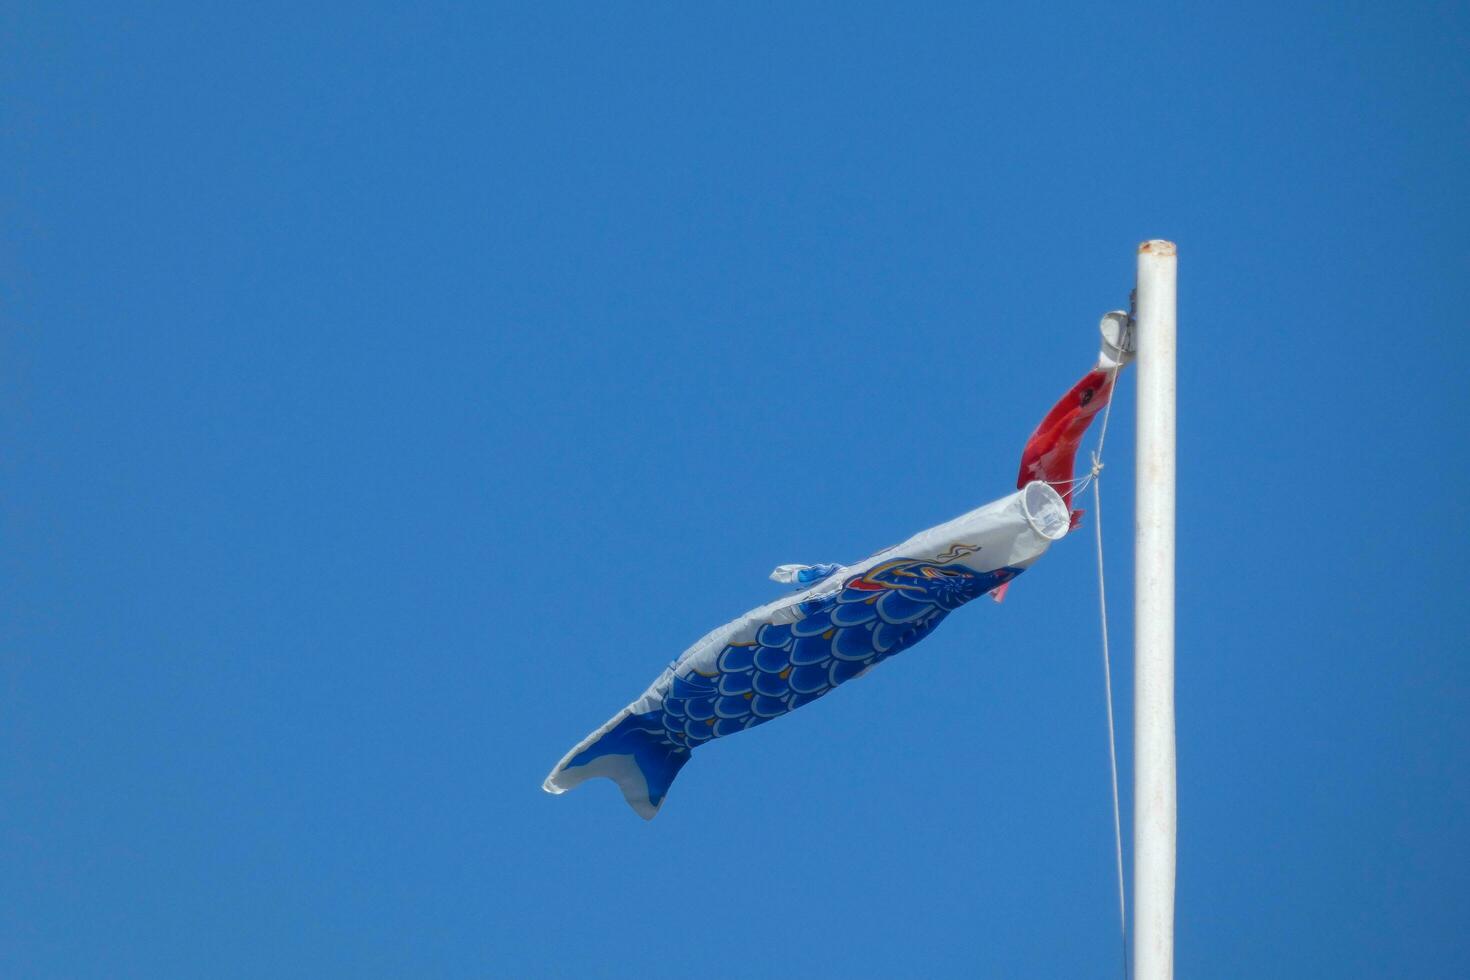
[544,317,1132,818]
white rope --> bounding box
[1088,366,1128,980]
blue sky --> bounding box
[3,3,1466,977]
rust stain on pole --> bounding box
[1138,239,1178,257]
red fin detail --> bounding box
[989,582,1011,604]
[1069,509,1085,530]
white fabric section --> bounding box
[1098,310,1136,370]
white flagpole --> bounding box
[1133,239,1177,979]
